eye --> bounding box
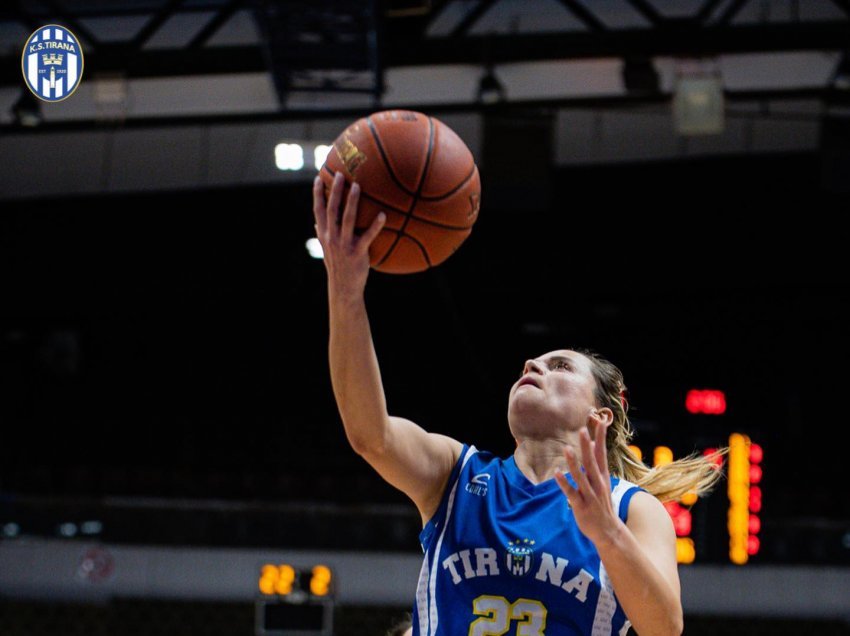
[553,360,571,371]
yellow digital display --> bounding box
[629,445,700,564]
[727,433,762,564]
[258,563,334,598]
[676,537,695,564]
[310,565,332,597]
[728,433,750,564]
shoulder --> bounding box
[444,446,511,486]
[625,491,676,536]
[610,477,644,520]
[457,445,500,464]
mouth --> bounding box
[517,377,540,389]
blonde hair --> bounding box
[577,348,727,503]
[386,615,412,636]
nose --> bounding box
[523,359,544,375]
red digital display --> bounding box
[685,389,727,415]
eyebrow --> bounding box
[541,354,576,366]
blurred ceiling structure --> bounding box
[0,0,848,198]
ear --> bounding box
[590,407,614,428]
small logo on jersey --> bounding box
[506,538,535,576]
[465,472,490,496]
[22,25,84,102]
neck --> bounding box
[513,436,578,485]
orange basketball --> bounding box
[320,110,481,274]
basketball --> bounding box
[320,110,481,274]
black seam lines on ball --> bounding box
[366,116,417,198]
[376,116,435,269]
[362,192,473,231]
[322,165,472,231]
[418,163,476,202]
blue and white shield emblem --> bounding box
[21,24,84,102]
[505,538,535,577]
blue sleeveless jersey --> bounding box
[412,445,643,636]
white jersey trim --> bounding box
[590,479,639,635]
[415,553,430,636]
[425,445,478,636]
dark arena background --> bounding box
[1,2,850,635]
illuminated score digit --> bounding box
[259,563,335,598]
[276,564,296,595]
[310,565,333,597]
[653,446,673,467]
[727,433,762,564]
[258,564,297,595]
[747,443,763,557]
[639,446,697,564]
[259,565,277,595]
[685,389,727,415]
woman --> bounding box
[313,173,722,635]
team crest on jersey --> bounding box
[505,538,535,576]
[21,24,84,102]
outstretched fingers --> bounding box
[594,420,610,480]
[326,171,346,232]
[340,181,360,241]
[579,428,605,495]
[561,445,591,504]
[312,176,328,237]
[359,211,386,251]
[554,470,576,502]
[567,434,595,501]
[312,170,385,276]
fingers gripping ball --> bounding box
[320,110,481,274]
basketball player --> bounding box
[313,172,723,635]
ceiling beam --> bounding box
[188,0,248,49]
[386,22,850,65]
[553,0,607,32]
[1,21,848,85]
[0,87,829,134]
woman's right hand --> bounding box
[313,172,386,299]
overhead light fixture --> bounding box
[12,89,42,128]
[673,62,725,136]
[274,143,305,171]
[477,68,506,105]
[2,522,20,538]
[622,57,660,94]
[93,74,128,121]
[313,144,332,170]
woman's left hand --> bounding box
[554,415,621,548]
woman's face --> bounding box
[507,349,599,436]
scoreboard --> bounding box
[631,432,762,565]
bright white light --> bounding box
[59,522,78,538]
[275,143,305,171]
[81,520,103,535]
[314,144,332,170]
[306,238,324,259]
